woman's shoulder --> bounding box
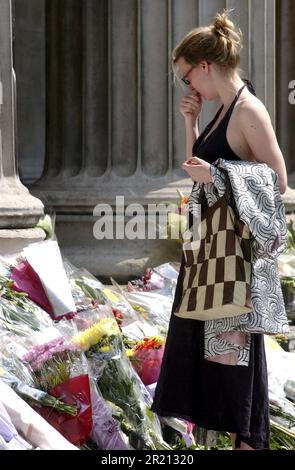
[236,91,271,126]
[233,87,287,195]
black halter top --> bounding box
[192,84,247,163]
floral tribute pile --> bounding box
[0,241,195,450]
[1,215,295,450]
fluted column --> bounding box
[0,0,43,229]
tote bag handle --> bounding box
[198,167,239,216]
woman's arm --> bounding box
[239,103,288,194]
[185,117,199,161]
[180,92,202,162]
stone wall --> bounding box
[12,0,295,279]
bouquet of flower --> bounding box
[0,380,77,450]
[0,281,91,448]
[1,241,77,320]
[102,278,170,338]
[124,290,173,336]
[21,336,92,446]
[89,379,132,450]
[71,311,171,450]
[126,263,179,301]
[62,259,107,311]
[127,336,165,386]
[126,268,165,292]
[0,348,77,418]
[0,274,53,336]
[65,263,158,340]
[22,337,81,389]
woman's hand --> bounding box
[181,157,213,183]
[179,92,202,121]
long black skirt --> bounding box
[151,252,270,449]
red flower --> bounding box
[112,307,123,327]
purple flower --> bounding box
[22,337,67,364]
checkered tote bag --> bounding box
[174,173,253,321]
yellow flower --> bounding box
[72,318,119,351]
[125,349,134,358]
[99,318,120,336]
[72,334,91,352]
[99,346,110,353]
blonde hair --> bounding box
[172,9,243,80]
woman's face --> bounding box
[176,57,217,100]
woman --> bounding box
[151,10,287,450]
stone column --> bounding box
[0,0,44,253]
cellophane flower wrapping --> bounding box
[0,380,77,450]
[7,241,76,320]
[0,275,79,421]
[20,332,92,446]
[89,379,132,450]
[0,396,33,449]
[126,263,178,300]
[0,345,79,421]
[129,336,166,386]
[1,255,92,446]
[0,276,78,420]
[65,263,189,449]
[63,260,107,310]
[65,259,179,339]
[124,290,173,335]
[0,300,91,447]
[127,269,165,292]
[70,302,171,450]
[63,259,159,337]
[59,263,135,449]
[10,260,54,315]
[0,270,53,337]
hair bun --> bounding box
[213,10,235,39]
[210,9,242,68]
[171,7,243,72]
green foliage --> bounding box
[75,279,106,303]
[285,220,295,252]
[35,214,55,239]
[270,420,295,450]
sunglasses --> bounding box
[181,61,211,85]
[181,65,195,85]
